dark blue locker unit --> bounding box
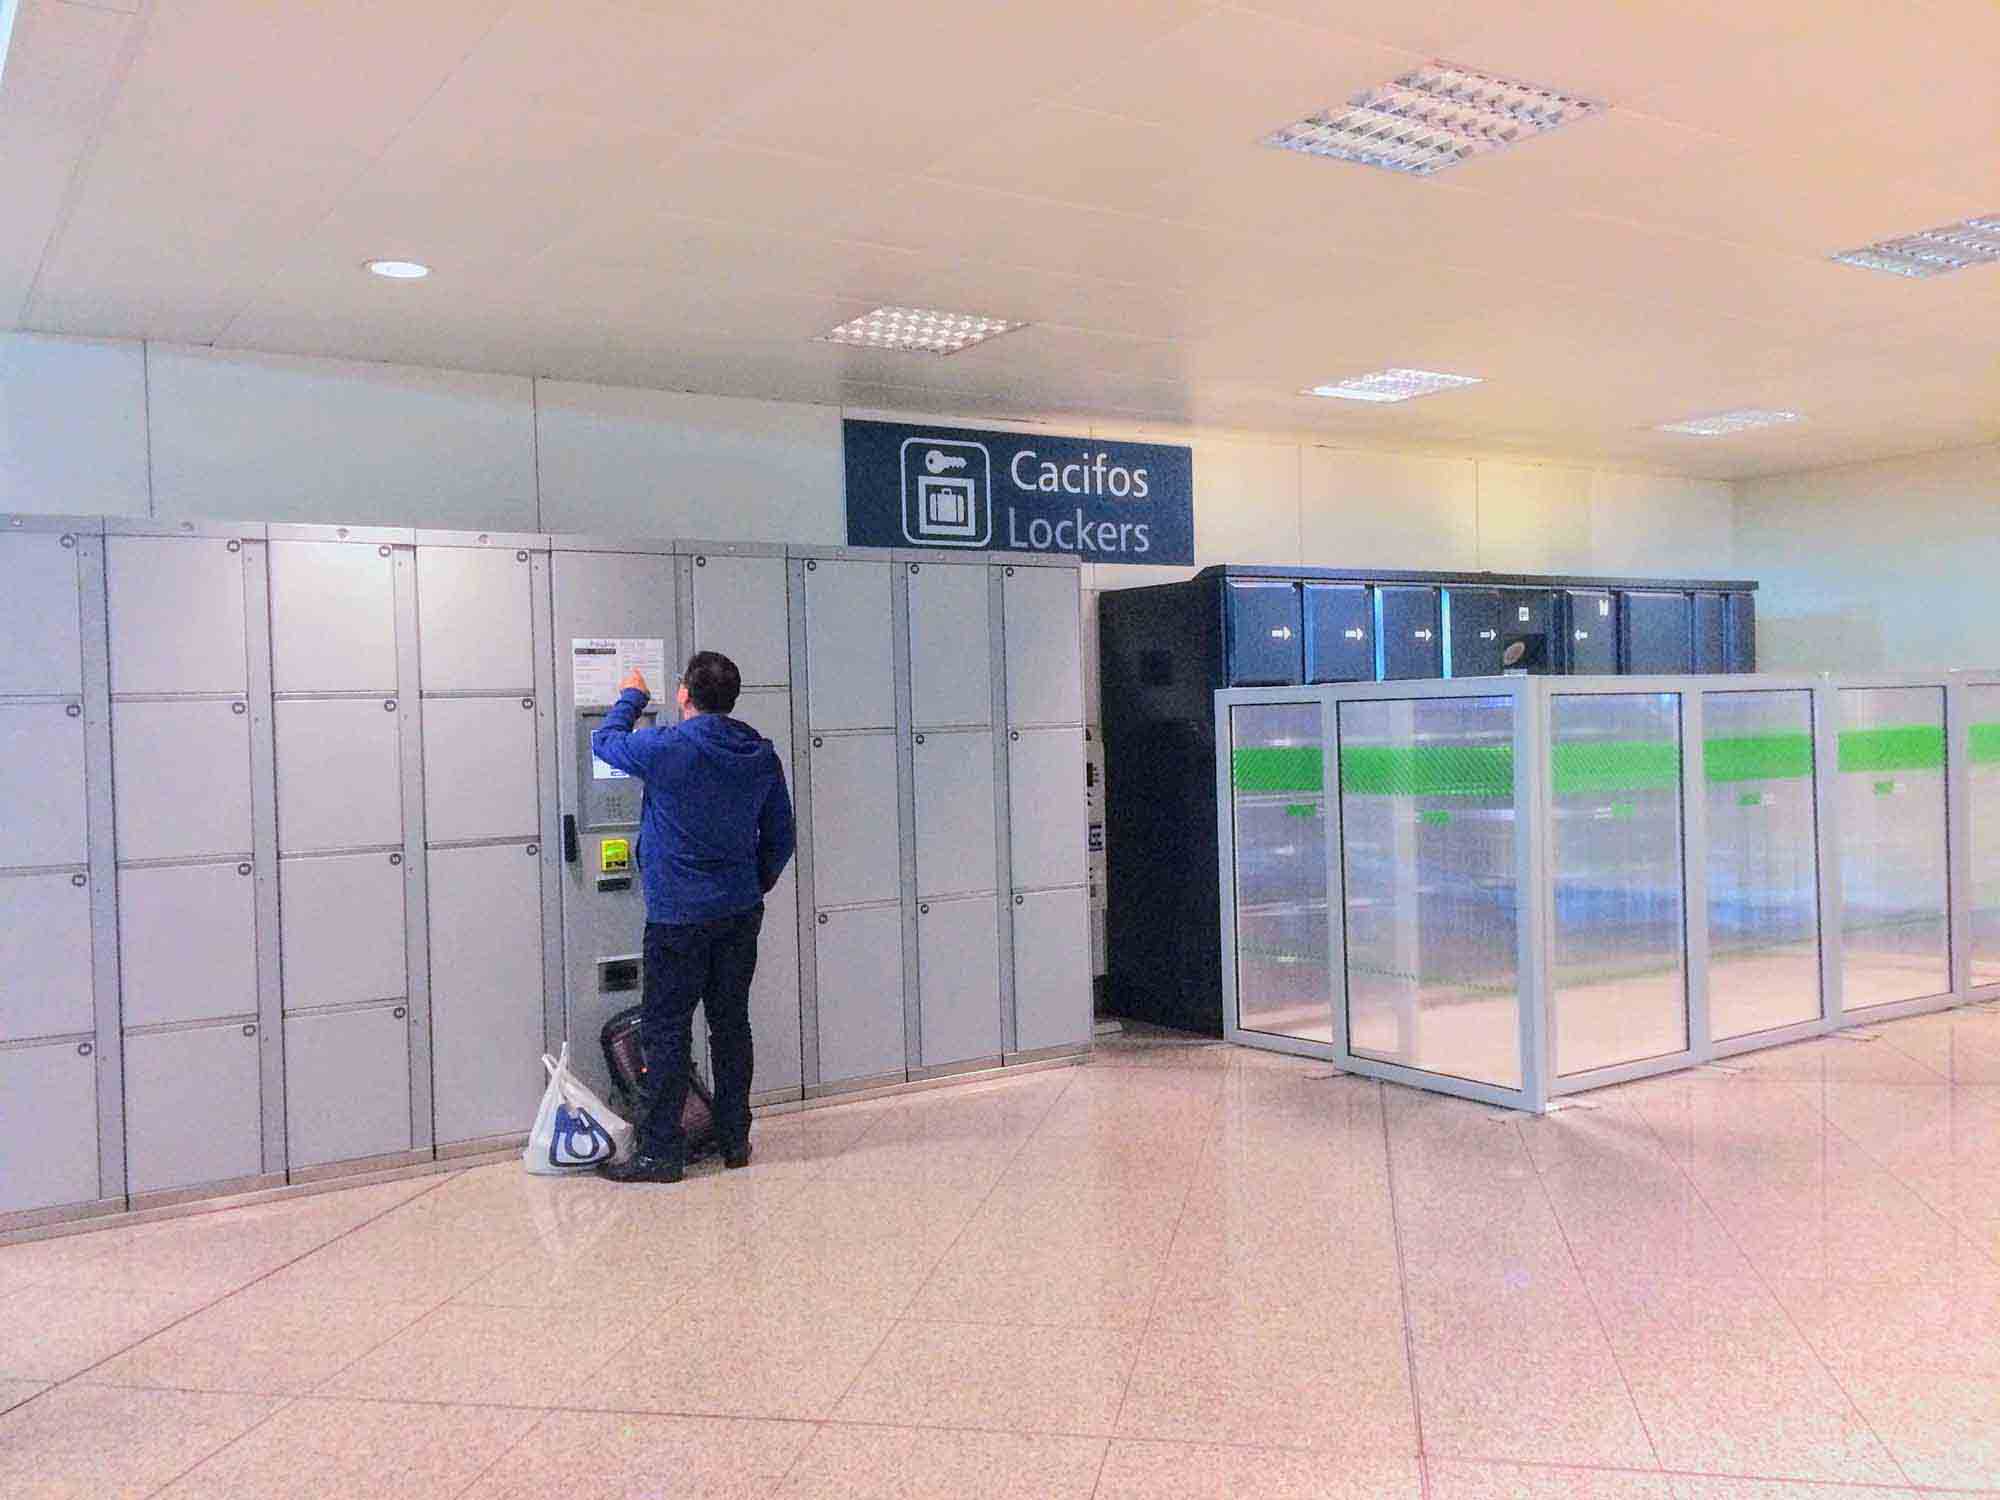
[1443,587,1502,677]
[1619,590,1694,674]
[1222,580,1303,685]
[1561,589,1618,674]
[1376,586,1441,680]
[1725,592,1756,673]
[1303,583,1372,682]
[1500,589,1556,673]
[1693,592,1728,674]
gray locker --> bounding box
[422,696,541,842]
[0,703,88,867]
[909,564,993,728]
[913,730,998,897]
[1012,886,1092,1052]
[117,862,259,1028]
[804,559,894,731]
[0,1042,100,1213]
[268,541,399,693]
[736,687,793,770]
[279,853,406,1010]
[416,547,534,690]
[751,872,804,1096]
[814,903,906,1085]
[123,1021,264,1195]
[808,732,901,905]
[691,553,790,686]
[111,699,252,861]
[427,842,545,1143]
[0,873,95,1040]
[918,895,1002,1068]
[274,697,404,852]
[0,534,83,696]
[106,537,247,694]
[284,1005,411,1168]
[1007,727,1087,890]
[1003,566,1083,727]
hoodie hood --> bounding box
[682,712,775,764]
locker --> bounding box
[1620,590,1693,675]
[106,537,247,694]
[804,558,894,730]
[1500,590,1557,673]
[0,704,88,866]
[416,547,534,690]
[1008,727,1087,890]
[1562,590,1618,675]
[274,697,404,852]
[1304,583,1372,683]
[284,1005,412,1168]
[910,564,993,728]
[422,696,541,842]
[691,553,790,686]
[808,732,901,904]
[0,873,95,1040]
[814,903,906,1085]
[279,852,407,1010]
[123,1021,263,1194]
[750,872,804,1096]
[1003,565,1085,722]
[1442,588,1503,678]
[0,1042,100,1213]
[1012,885,1092,1052]
[0,534,83,696]
[918,895,1002,1068]
[268,541,398,693]
[1694,592,1728,674]
[1221,580,1302,687]
[111,699,252,861]
[913,730,998,897]
[117,862,259,1028]
[1726,593,1756,673]
[735,687,793,773]
[427,842,545,1143]
[1376,586,1442,680]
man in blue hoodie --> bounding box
[589,650,795,1183]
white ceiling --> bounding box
[3,0,1997,479]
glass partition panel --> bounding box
[1705,690,1822,1040]
[1969,683,2000,986]
[1551,693,1687,1076]
[1838,686,1949,1009]
[1339,695,1520,1088]
[1230,704,1331,1042]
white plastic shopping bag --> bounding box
[524,1043,634,1175]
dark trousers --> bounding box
[638,903,762,1160]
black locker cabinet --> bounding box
[1376,586,1442,679]
[1694,592,1728,674]
[1619,590,1694,675]
[1500,589,1557,673]
[1725,592,1756,672]
[1561,589,1618,674]
[1443,587,1502,677]
[1303,583,1372,682]
[1222,580,1303,685]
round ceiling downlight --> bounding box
[365,260,431,280]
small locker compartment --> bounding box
[750,872,804,1098]
[1003,565,1083,724]
[1376,586,1442,680]
[1619,590,1694,675]
[117,862,259,1028]
[123,1020,264,1195]
[274,697,405,852]
[0,872,96,1041]
[910,564,993,729]
[278,852,407,1011]
[421,696,541,843]
[808,732,902,905]
[0,1041,100,1214]
[1443,588,1502,677]
[913,730,999,897]
[917,895,1003,1068]
[1007,727,1086,892]
[1303,583,1372,683]
[427,842,545,1144]
[1693,592,1728,674]
[1221,580,1302,686]
[268,541,398,694]
[0,533,83,696]
[2,703,88,869]
[814,903,906,1086]
[106,537,248,695]
[285,1004,411,1169]
[804,558,895,731]
[1012,885,1092,1052]
[415,546,534,691]
[1561,590,1618,675]
[1725,593,1756,673]
[690,552,791,687]
[111,699,252,862]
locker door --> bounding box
[0,534,83,696]
[1376,586,1442,680]
[910,564,993,728]
[1221,580,1302,688]
[279,853,407,1009]
[422,697,541,842]
[808,733,901,904]
[1008,727,1087,891]
[274,698,404,852]
[735,688,793,770]
[1443,588,1503,678]
[118,863,259,1028]
[804,559,894,731]
[285,1005,412,1168]
[913,731,998,897]
[1725,594,1756,673]
[1693,592,1728,674]
[0,873,96,1040]
[1003,565,1084,722]
[124,1021,263,1194]
[1012,886,1091,1052]
[0,703,87,867]
[751,872,803,1096]
[1303,584,1372,683]
[1619,590,1693,674]
[691,554,790,686]
[268,542,398,693]
[1563,590,1618,674]
[111,699,252,861]
[106,537,248,694]
[428,842,544,1143]
[814,903,906,1085]
[1500,590,1557,674]
[918,895,1002,1067]
[416,547,534,690]
[0,1042,99,1213]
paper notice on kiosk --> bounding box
[574,638,667,779]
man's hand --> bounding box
[620,667,649,697]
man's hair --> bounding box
[682,650,741,714]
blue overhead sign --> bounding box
[843,419,1194,565]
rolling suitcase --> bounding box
[599,1005,719,1158]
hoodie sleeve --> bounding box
[589,687,661,778]
[756,753,797,894]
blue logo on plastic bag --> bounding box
[549,1104,614,1167]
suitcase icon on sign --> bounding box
[900,438,991,547]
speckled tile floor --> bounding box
[3,1010,1999,1499]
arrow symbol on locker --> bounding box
[1269,626,1293,641]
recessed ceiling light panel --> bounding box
[1831,215,2000,278]
[818,305,1025,355]
[1655,408,1802,436]
[1302,368,1484,403]
[365,259,431,280]
[1263,61,1600,177]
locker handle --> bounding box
[242,1024,257,1037]
[378,545,392,557]
[237,862,252,876]
[389,852,403,866]
[914,733,925,745]
[525,843,540,857]
[812,736,823,748]
[563,814,580,865]
[1009,730,1020,742]
[909,563,920,574]
[77,1042,92,1057]
[1005,566,1016,576]
[71,873,87,888]
[66,703,81,718]
[60,533,76,549]
[1014,894,1025,906]
[919,902,930,915]
[806,560,817,572]
[232,701,247,715]
[521,697,535,710]
[393,1006,407,1020]
[226,539,241,553]
[695,555,707,566]
[817,912,829,925]
[383,698,397,712]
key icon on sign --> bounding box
[925,449,969,475]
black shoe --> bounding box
[597,1152,684,1184]
[721,1142,752,1170]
